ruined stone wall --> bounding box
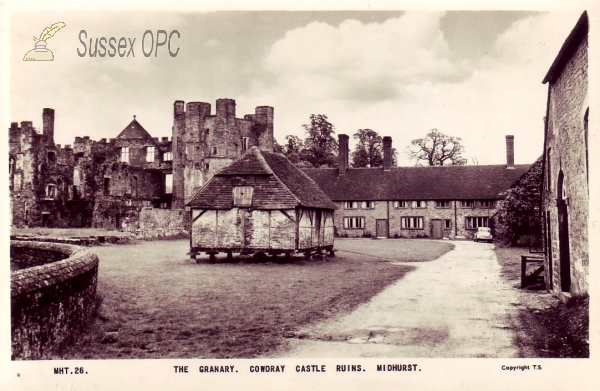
[10,241,99,360]
[543,34,588,297]
[129,207,188,239]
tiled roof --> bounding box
[187,148,337,210]
[303,164,532,201]
[116,119,154,140]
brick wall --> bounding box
[10,241,99,360]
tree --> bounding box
[302,114,338,168]
[281,135,305,164]
[495,158,543,245]
[351,129,384,168]
[406,129,467,166]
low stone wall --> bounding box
[128,207,189,239]
[10,241,99,360]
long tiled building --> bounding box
[304,135,531,239]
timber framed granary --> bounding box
[541,11,588,298]
[186,147,337,262]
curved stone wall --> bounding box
[10,241,99,360]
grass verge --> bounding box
[53,239,452,359]
[494,245,589,358]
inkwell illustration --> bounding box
[23,22,66,61]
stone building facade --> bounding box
[541,11,589,298]
[304,135,531,239]
[9,98,274,231]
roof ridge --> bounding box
[252,147,274,175]
[260,151,303,207]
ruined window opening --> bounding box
[72,185,78,199]
[205,164,209,171]
[104,177,111,195]
[233,186,253,206]
[344,217,364,229]
[212,146,218,155]
[412,200,426,208]
[163,152,173,161]
[121,147,129,163]
[132,176,138,197]
[242,137,249,151]
[146,146,155,162]
[47,151,56,164]
[444,219,452,229]
[394,201,409,208]
[466,217,489,229]
[461,200,474,208]
[436,200,451,208]
[57,178,63,190]
[401,217,424,229]
[206,129,210,135]
[165,173,173,194]
[9,156,15,174]
[45,184,56,198]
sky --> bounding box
[7,8,585,166]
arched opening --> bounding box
[556,171,571,292]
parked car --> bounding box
[474,227,493,243]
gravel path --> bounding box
[279,240,520,358]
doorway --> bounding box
[376,219,388,238]
[431,220,443,239]
[557,171,571,292]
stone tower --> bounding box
[171,98,274,209]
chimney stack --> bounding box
[338,134,349,175]
[506,135,514,169]
[43,108,55,145]
[383,136,392,171]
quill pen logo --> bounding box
[23,22,66,61]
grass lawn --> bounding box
[54,239,452,359]
[494,245,589,358]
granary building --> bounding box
[541,11,589,298]
[304,134,531,240]
[186,147,336,261]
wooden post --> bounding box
[521,255,527,288]
[226,251,233,262]
[208,252,217,264]
[189,251,197,263]
[285,253,291,262]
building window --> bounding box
[479,200,494,208]
[121,147,129,163]
[104,178,110,195]
[444,219,452,229]
[233,186,253,206]
[205,163,210,171]
[242,137,249,151]
[461,200,474,208]
[401,217,424,229]
[212,146,218,155]
[165,173,173,194]
[394,200,409,208]
[9,156,15,174]
[45,184,56,198]
[47,151,56,164]
[163,152,173,162]
[466,217,489,229]
[146,146,155,162]
[412,200,426,208]
[546,147,552,191]
[436,200,451,208]
[344,217,365,229]
[361,201,375,209]
[344,201,359,209]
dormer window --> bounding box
[233,186,253,206]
